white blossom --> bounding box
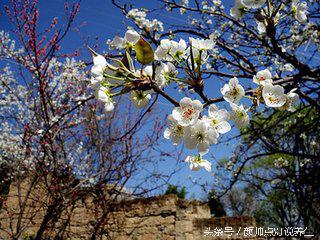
[111,35,126,49]
[90,54,107,88]
[256,21,266,34]
[241,0,266,9]
[230,0,246,19]
[291,0,308,23]
[213,0,221,6]
[124,30,140,45]
[127,8,147,19]
[284,63,294,72]
[229,103,250,128]
[155,39,187,61]
[278,88,299,112]
[141,65,153,78]
[221,77,245,104]
[95,86,114,112]
[204,104,231,136]
[90,75,103,89]
[93,54,107,67]
[185,155,211,172]
[181,0,189,7]
[155,39,172,60]
[126,9,164,32]
[170,39,187,58]
[172,97,203,126]
[285,89,299,112]
[262,83,287,108]
[180,0,189,14]
[155,62,178,86]
[185,119,218,155]
[253,69,273,86]
[131,90,152,108]
[164,114,185,145]
[111,30,140,50]
[189,37,215,51]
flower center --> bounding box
[194,156,202,164]
[258,76,266,81]
[211,118,218,127]
[230,88,239,97]
[182,106,195,119]
[237,111,244,118]
[174,125,184,135]
[268,96,279,103]
[196,132,204,141]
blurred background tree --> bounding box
[164,184,186,199]
[217,105,319,235]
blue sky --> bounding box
[1,0,239,199]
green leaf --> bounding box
[133,37,154,65]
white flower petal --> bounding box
[216,121,232,134]
[105,101,114,112]
[199,160,212,172]
[125,30,140,44]
[192,99,203,111]
[112,36,126,49]
[163,128,171,139]
[241,0,266,9]
[93,55,107,68]
[197,141,210,155]
[180,97,193,107]
[185,136,197,149]
[190,163,201,171]
[172,107,183,122]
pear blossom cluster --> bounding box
[164,98,231,172]
[253,69,299,112]
[291,0,308,23]
[231,0,308,24]
[126,8,164,33]
[102,4,313,171]
[92,29,217,111]
[154,36,216,69]
[88,23,302,173]
[0,57,92,180]
[0,30,25,58]
[109,29,141,50]
[0,32,94,181]
[219,69,298,129]
[165,69,298,172]
[90,54,115,111]
[0,65,35,174]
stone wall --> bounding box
[105,195,212,240]
[0,181,257,239]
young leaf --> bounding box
[121,51,135,72]
[133,37,154,65]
